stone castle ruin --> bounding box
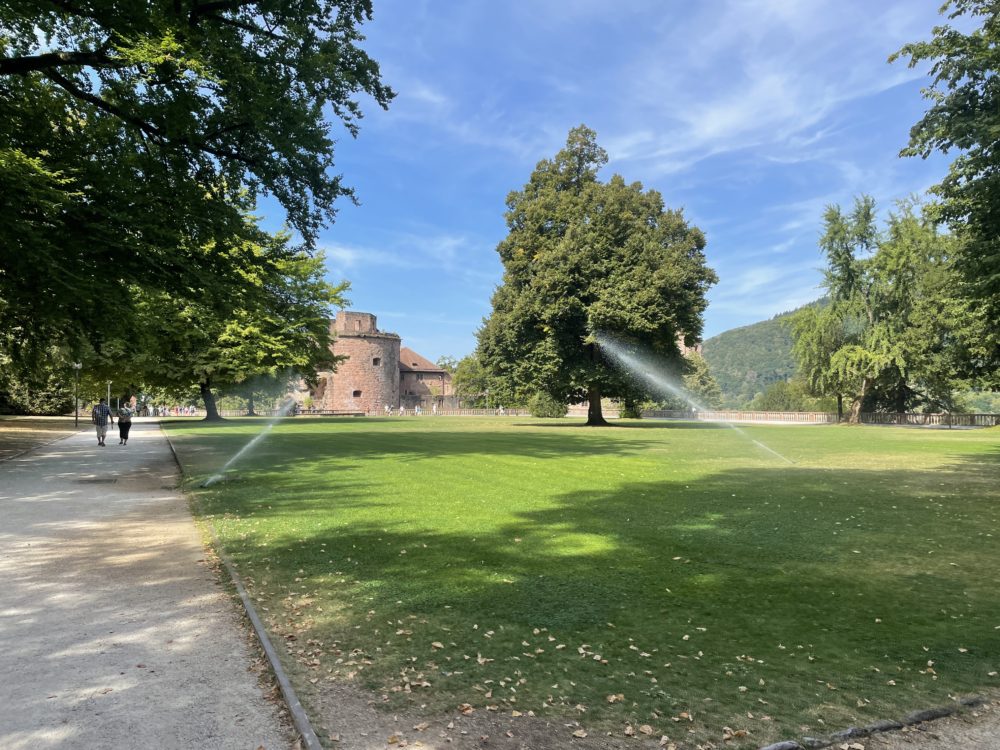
[302,311,453,413]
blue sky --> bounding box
[277,0,956,362]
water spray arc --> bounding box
[201,398,298,487]
[594,332,795,465]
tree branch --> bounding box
[43,69,262,171]
[0,49,124,76]
[43,69,163,140]
[202,14,287,42]
[189,0,256,25]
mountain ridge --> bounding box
[701,303,818,408]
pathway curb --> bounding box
[160,423,323,750]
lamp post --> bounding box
[72,363,82,427]
[106,381,111,406]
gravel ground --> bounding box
[0,421,294,749]
[864,699,999,750]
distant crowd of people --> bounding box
[147,404,198,417]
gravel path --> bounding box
[0,420,294,750]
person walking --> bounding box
[91,398,114,447]
[117,402,134,445]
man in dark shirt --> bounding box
[91,398,114,447]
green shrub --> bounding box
[528,393,567,418]
[619,400,643,419]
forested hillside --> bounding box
[702,307,809,408]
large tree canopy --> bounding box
[892,0,1000,386]
[1,0,392,240]
[0,0,390,370]
[477,126,717,425]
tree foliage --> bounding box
[527,392,568,418]
[435,355,459,374]
[477,126,717,425]
[747,379,836,413]
[789,196,969,421]
[681,351,723,409]
[0,0,389,369]
[451,354,490,407]
[892,0,1000,386]
[121,220,348,419]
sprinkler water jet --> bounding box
[595,331,795,465]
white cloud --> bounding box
[322,231,501,288]
[323,243,411,271]
[601,0,938,175]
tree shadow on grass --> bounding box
[211,450,1000,738]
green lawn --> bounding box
[165,417,1000,746]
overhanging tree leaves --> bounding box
[0,0,390,369]
[891,0,1000,386]
[477,126,717,426]
[1,0,392,240]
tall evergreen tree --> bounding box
[477,126,716,425]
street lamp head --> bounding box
[72,362,82,369]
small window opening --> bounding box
[352,390,362,398]
[373,357,381,366]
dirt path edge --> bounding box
[160,424,323,750]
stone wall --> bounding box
[319,314,400,413]
[400,371,451,400]
[333,311,378,335]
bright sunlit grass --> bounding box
[165,416,1000,746]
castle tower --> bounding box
[316,311,400,412]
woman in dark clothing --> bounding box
[118,403,134,445]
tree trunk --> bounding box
[247,393,256,417]
[836,393,844,423]
[586,385,609,426]
[848,377,872,424]
[200,381,222,421]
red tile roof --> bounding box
[398,347,447,373]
